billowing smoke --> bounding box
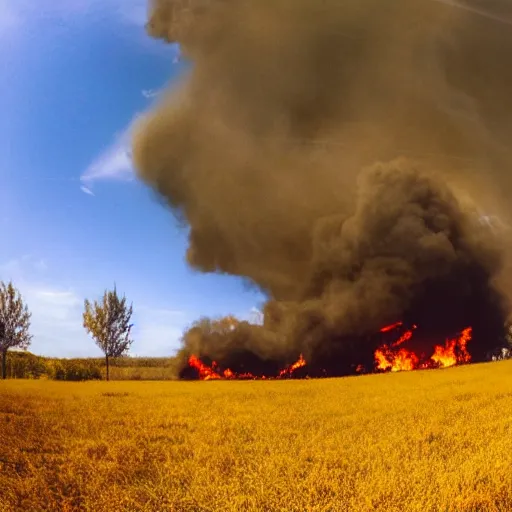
[132,0,512,376]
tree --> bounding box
[0,281,32,379]
[83,286,134,381]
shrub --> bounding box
[4,352,46,379]
[45,359,102,381]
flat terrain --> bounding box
[1,362,512,512]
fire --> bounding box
[431,341,458,368]
[390,349,419,372]
[279,354,306,377]
[375,347,418,372]
[390,326,416,347]
[188,326,473,379]
[188,355,221,380]
[375,325,417,371]
[431,327,472,368]
[380,321,404,333]
[223,368,234,378]
[187,353,307,380]
[374,324,472,372]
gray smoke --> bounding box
[132,0,512,375]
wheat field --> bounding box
[1,361,512,512]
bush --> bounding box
[1,353,180,381]
[45,359,102,381]
[4,352,46,379]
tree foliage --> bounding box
[0,281,32,379]
[83,286,134,380]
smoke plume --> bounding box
[132,0,512,376]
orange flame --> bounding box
[375,349,392,371]
[189,326,473,379]
[375,347,418,372]
[380,322,403,333]
[459,327,472,363]
[188,355,221,380]
[188,353,307,380]
[374,325,472,372]
[375,326,416,371]
[223,368,234,378]
[279,354,306,377]
[390,349,419,372]
[431,327,472,368]
[390,327,416,347]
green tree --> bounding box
[0,281,32,379]
[83,286,134,381]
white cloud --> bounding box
[26,294,189,358]
[80,84,168,187]
[80,185,95,196]
[142,88,160,99]
[27,289,82,322]
[23,286,94,357]
[32,289,81,307]
[0,256,190,357]
[132,306,189,356]
[249,306,264,325]
[0,2,21,36]
[138,307,186,317]
[118,1,149,27]
[80,121,137,186]
[33,259,48,272]
[0,255,48,281]
[0,256,89,356]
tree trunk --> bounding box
[2,350,7,380]
[105,354,110,381]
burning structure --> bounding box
[132,0,512,379]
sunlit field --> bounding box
[1,361,512,512]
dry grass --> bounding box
[1,361,512,511]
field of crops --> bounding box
[1,361,512,511]
[2,352,180,381]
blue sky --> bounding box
[0,0,264,357]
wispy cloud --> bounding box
[132,306,188,356]
[80,84,167,188]
[33,259,48,272]
[25,291,188,357]
[0,255,48,280]
[80,121,137,186]
[0,255,189,357]
[0,265,89,356]
[248,306,264,325]
[0,2,21,36]
[80,185,95,196]
[118,0,149,27]
[0,255,91,356]
[28,289,82,320]
[24,286,95,357]
[142,88,160,99]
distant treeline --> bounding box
[1,352,181,381]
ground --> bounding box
[1,361,512,511]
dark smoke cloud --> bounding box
[133,0,512,375]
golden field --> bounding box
[1,361,512,512]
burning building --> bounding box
[132,0,512,379]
